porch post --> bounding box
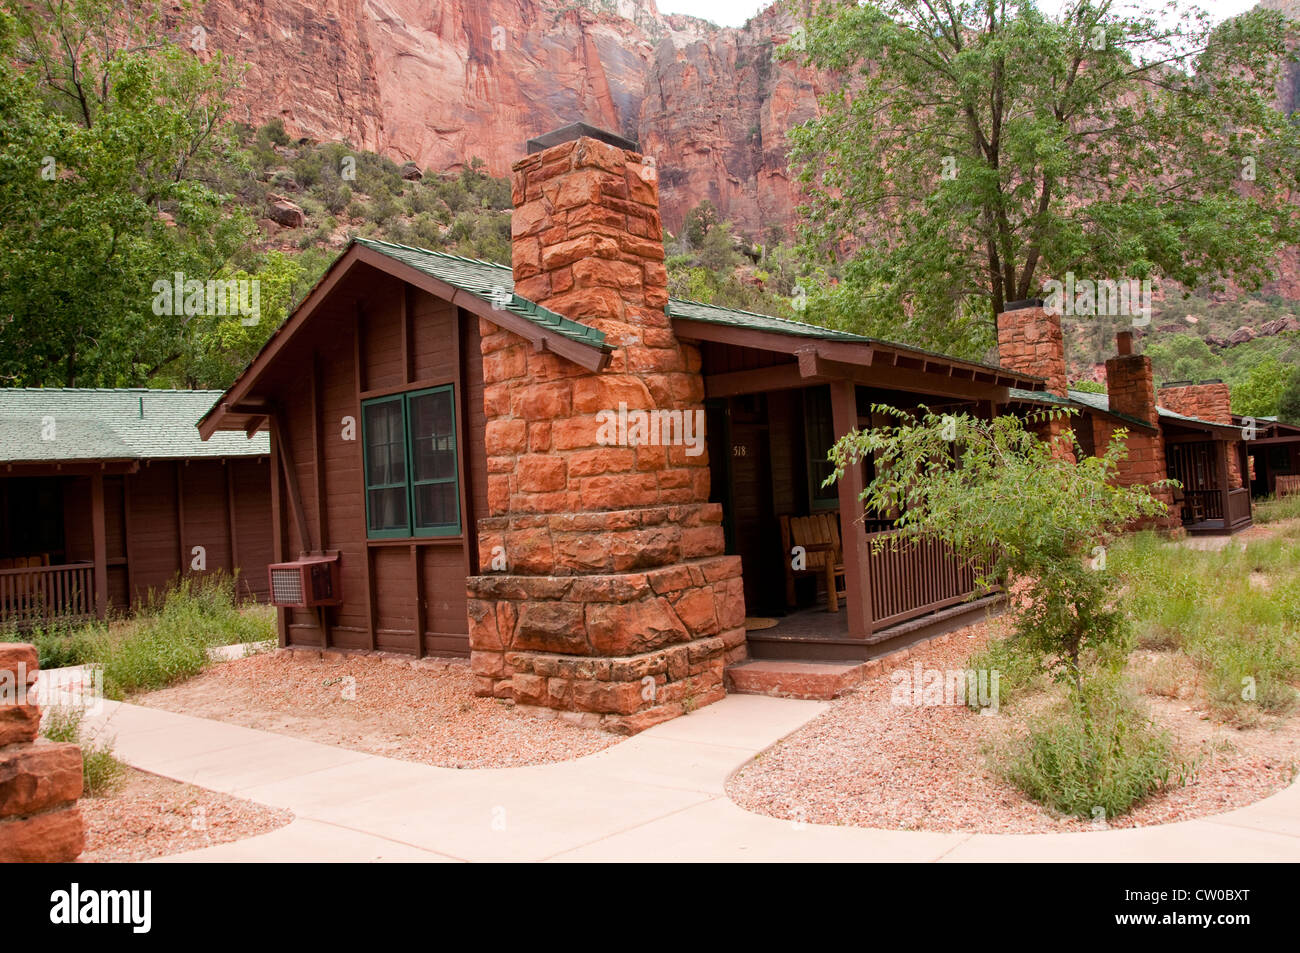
[830,380,873,639]
[1215,437,1231,526]
[90,470,108,620]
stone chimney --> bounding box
[1101,332,1179,524]
[997,300,1069,398]
[466,123,746,734]
[1105,331,1158,428]
[1158,379,1243,488]
[1157,379,1231,425]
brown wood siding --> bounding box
[124,463,181,600]
[229,458,274,601]
[179,461,231,580]
[256,266,483,657]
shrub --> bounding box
[965,632,1048,709]
[1193,627,1299,725]
[1,622,103,669]
[999,677,1186,819]
[41,706,127,797]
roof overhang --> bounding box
[674,318,1040,403]
[199,243,611,438]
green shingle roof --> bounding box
[353,238,1027,380]
[0,389,269,463]
[355,239,608,350]
[1008,386,1235,433]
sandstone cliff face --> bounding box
[193,0,823,233]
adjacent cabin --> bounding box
[0,389,273,627]
[1234,414,1300,499]
[1001,312,1253,537]
[198,123,1046,731]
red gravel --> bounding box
[80,768,292,863]
[727,620,1300,833]
[135,652,621,769]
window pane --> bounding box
[409,390,456,483]
[364,401,405,487]
[806,386,837,504]
[413,482,457,529]
[367,487,407,532]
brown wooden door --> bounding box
[728,422,783,615]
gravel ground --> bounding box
[727,620,1300,833]
[80,768,292,863]
[135,653,621,769]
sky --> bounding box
[657,0,1266,30]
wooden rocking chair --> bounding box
[779,511,848,612]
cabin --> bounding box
[1234,414,1300,499]
[1001,311,1253,537]
[0,389,273,627]
[198,123,1047,732]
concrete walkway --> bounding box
[82,695,1300,862]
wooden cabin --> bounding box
[1234,414,1300,499]
[0,389,273,626]
[198,124,1046,730]
[1003,319,1253,537]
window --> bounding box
[804,386,839,510]
[362,386,460,538]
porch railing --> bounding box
[0,562,95,627]
[1182,489,1223,522]
[866,531,999,630]
[1227,487,1252,528]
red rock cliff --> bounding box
[193,0,826,234]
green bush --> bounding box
[1193,627,1299,725]
[1,622,103,669]
[1000,677,1185,819]
[41,706,127,797]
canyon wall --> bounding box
[193,0,826,234]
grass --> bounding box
[1252,494,1300,525]
[998,676,1188,820]
[41,705,127,797]
[1107,529,1300,725]
[2,573,275,699]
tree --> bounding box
[684,199,720,248]
[0,0,254,386]
[788,1,1300,360]
[1231,355,1287,418]
[1278,366,1300,424]
[1144,334,1217,384]
[827,407,1167,685]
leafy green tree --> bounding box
[827,407,1167,685]
[1231,355,1287,418]
[789,1,1300,360]
[1144,334,1217,384]
[0,0,255,386]
[1278,366,1300,425]
[684,199,720,248]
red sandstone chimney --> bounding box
[466,123,745,733]
[1156,379,1231,425]
[997,300,1069,398]
[509,122,668,349]
[1105,331,1158,427]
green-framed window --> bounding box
[362,386,460,539]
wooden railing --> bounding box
[1227,487,1252,528]
[1182,489,1223,522]
[1276,475,1300,498]
[0,562,95,627]
[866,531,998,630]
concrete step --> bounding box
[724,659,872,700]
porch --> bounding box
[675,314,1034,663]
[1165,434,1253,536]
